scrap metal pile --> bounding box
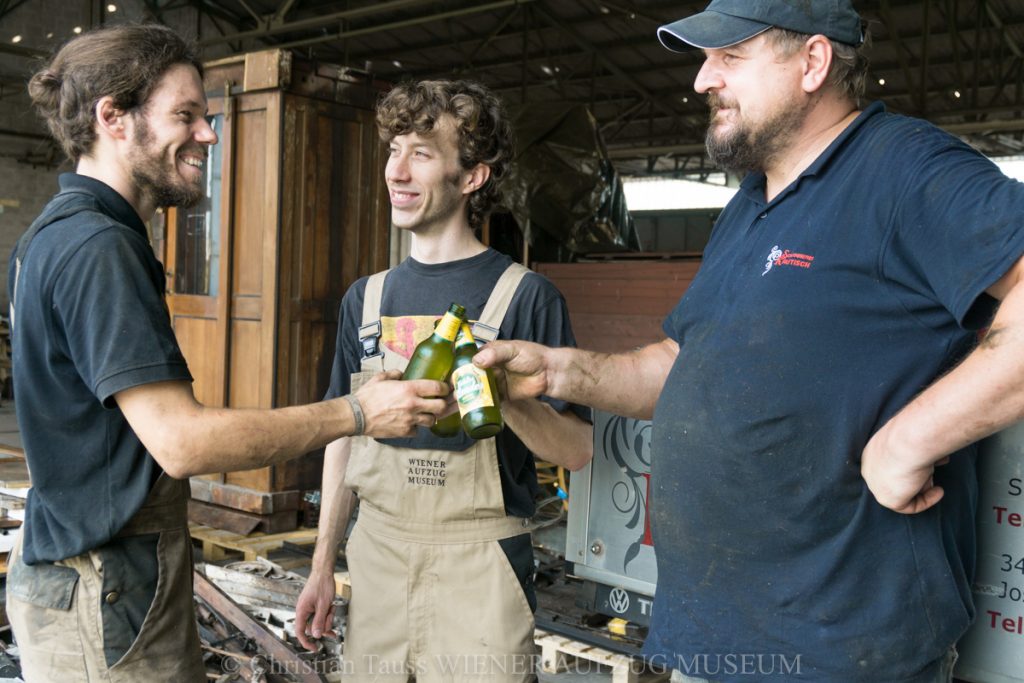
[195,558,342,683]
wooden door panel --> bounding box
[171,315,220,406]
[275,96,390,410]
[231,109,267,298]
[227,320,262,409]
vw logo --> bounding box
[608,587,630,614]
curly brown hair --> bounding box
[28,24,203,163]
[376,80,513,230]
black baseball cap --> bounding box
[657,0,863,52]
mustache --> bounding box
[706,92,737,114]
[178,147,209,160]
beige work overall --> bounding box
[7,474,205,682]
[343,264,537,682]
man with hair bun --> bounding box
[294,79,593,681]
[9,24,447,682]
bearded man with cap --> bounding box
[472,1,1024,681]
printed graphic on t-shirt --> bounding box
[762,244,815,276]
[380,315,444,358]
[381,315,482,359]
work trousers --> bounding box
[6,475,205,682]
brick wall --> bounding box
[535,259,701,354]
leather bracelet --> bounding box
[343,393,365,436]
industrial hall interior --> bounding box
[1,0,1024,681]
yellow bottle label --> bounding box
[452,364,495,414]
[455,322,476,348]
[435,312,461,342]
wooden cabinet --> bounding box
[163,50,390,513]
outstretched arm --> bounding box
[116,371,448,478]
[474,337,679,420]
[862,254,1024,513]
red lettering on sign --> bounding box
[987,610,1024,635]
[994,506,1024,526]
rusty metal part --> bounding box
[194,570,326,683]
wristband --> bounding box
[343,394,365,436]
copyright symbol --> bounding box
[221,654,241,674]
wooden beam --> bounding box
[198,0,442,48]
[193,570,326,683]
[189,501,258,535]
[532,4,679,122]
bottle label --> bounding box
[452,365,495,413]
[436,312,462,342]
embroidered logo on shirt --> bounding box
[762,245,815,276]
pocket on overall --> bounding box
[97,533,161,668]
[7,553,80,610]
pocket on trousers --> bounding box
[6,550,87,679]
[496,533,537,614]
[7,554,79,610]
[99,533,161,669]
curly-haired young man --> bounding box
[294,80,593,682]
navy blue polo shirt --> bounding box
[9,173,191,565]
[644,102,1024,681]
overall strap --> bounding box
[472,262,530,343]
[358,270,390,372]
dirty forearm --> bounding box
[548,338,678,419]
[881,284,1024,465]
[171,398,356,477]
[115,380,359,480]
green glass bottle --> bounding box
[451,323,503,439]
[402,302,465,382]
[430,323,471,437]
[430,408,464,437]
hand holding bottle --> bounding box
[352,370,450,438]
[451,323,503,438]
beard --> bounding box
[129,115,205,209]
[704,92,809,173]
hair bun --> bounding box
[35,69,61,88]
[27,69,63,116]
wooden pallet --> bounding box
[0,453,29,489]
[534,630,670,683]
[189,524,318,562]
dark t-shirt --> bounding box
[644,102,1024,681]
[325,248,589,517]
[9,174,191,565]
